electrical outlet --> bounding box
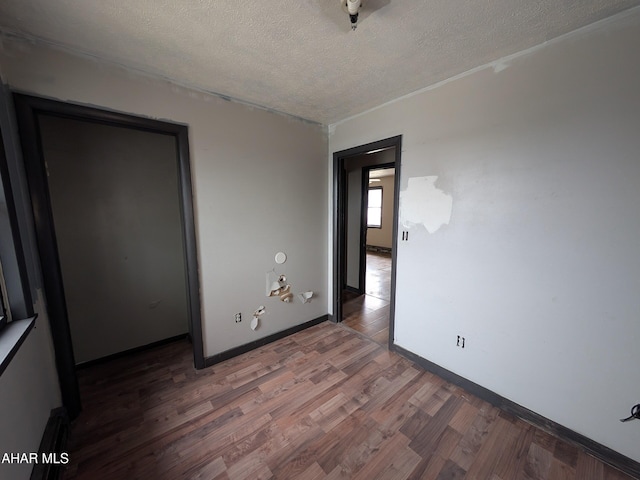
[234,313,242,323]
[456,335,465,348]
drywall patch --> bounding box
[400,176,452,233]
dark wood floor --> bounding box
[62,322,635,480]
[343,251,391,344]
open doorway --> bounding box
[13,94,203,419]
[333,136,401,346]
[342,165,394,343]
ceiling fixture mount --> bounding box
[343,0,363,30]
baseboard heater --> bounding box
[31,408,70,480]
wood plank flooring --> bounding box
[62,322,636,480]
[343,251,391,344]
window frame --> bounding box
[0,86,38,378]
[0,258,9,330]
[367,186,383,229]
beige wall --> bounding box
[366,173,394,249]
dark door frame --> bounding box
[13,94,204,419]
[332,135,402,347]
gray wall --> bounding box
[330,7,640,462]
[39,116,189,364]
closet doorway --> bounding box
[14,94,203,418]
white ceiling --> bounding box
[0,1,638,124]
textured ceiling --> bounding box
[0,1,639,124]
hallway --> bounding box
[342,251,391,344]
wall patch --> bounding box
[400,176,452,233]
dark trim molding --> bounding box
[13,93,204,419]
[204,315,329,367]
[392,343,640,479]
[30,407,70,480]
[76,333,188,369]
